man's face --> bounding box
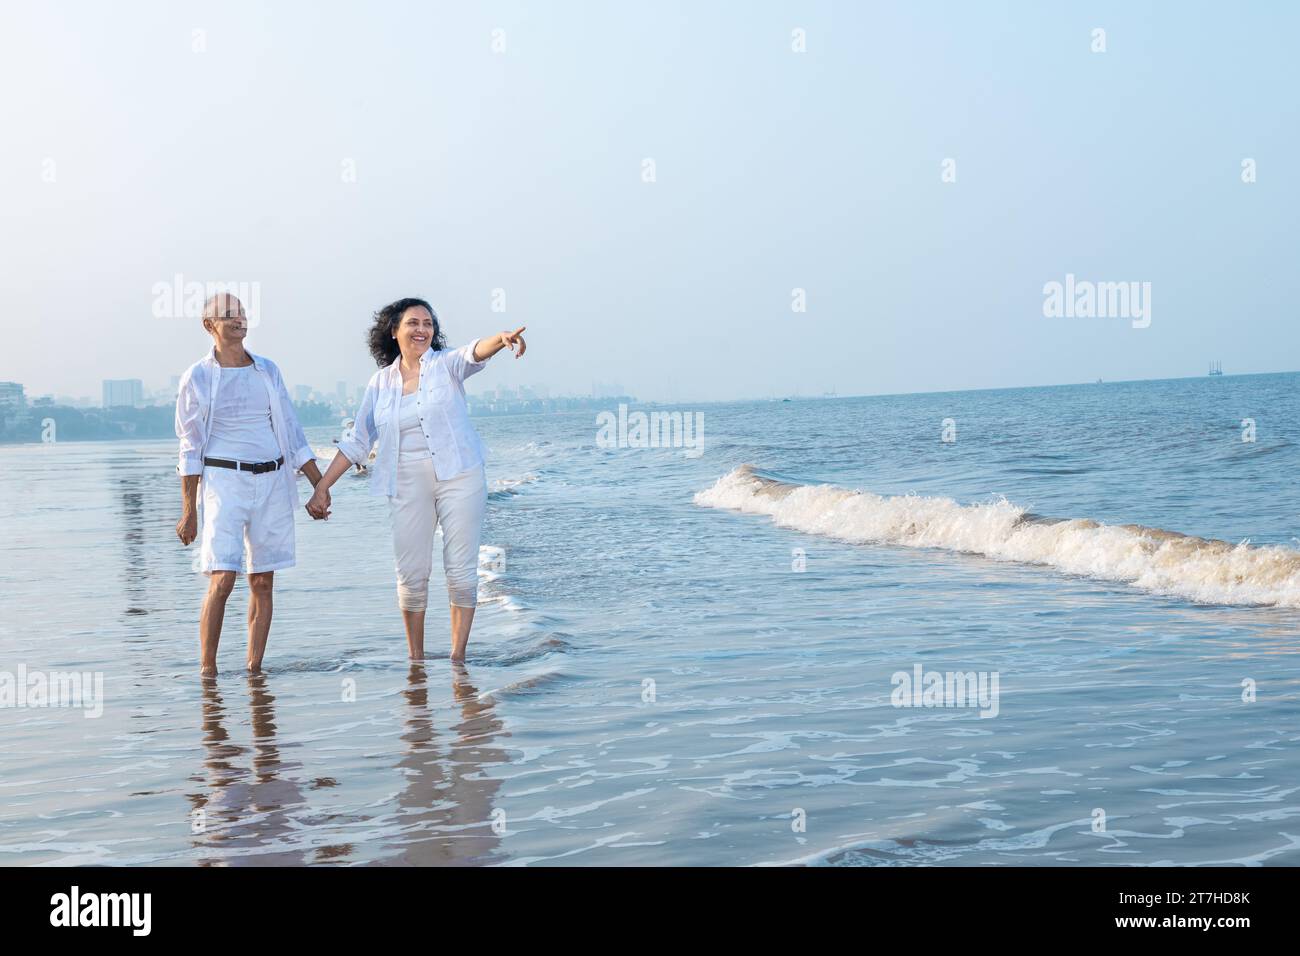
[203,295,247,345]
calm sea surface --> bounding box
[2,373,1298,865]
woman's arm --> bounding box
[306,380,379,519]
[334,380,379,470]
[472,326,527,362]
[316,451,354,492]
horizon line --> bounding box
[644,367,1300,408]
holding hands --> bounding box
[305,484,331,520]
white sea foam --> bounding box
[694,465,1300,608]
[490,472,540,494]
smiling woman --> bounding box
[307,297,527,665]
[366,297,447,366]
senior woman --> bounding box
[307,298,525,662]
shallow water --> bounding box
[1,373,1298,865]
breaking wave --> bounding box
[694,465,1300,608]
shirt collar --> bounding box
[206,346,265,371]
[387,348,438,376]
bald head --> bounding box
[202,293,245,322]
[202,293,248,346]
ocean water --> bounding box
[1,372,1298,866]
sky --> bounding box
[1,0,1296,403]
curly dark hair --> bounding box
[366,297,447,367]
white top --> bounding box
[337,340,488,496]
[175,349,314,502]
[203,365,281,463]
[397,392,429,459]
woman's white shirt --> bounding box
[337,341,488,496]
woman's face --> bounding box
[394,305,435,358]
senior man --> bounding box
[174,293,327,676]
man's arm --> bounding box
[300,459,323,486]
[175,368,207,477]
[177,474,200,545]
[271,364,319,478]
[175,368,205,545]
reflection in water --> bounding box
[188,675,310,865]
[385,663,510,865]
[113,473,150,618]
[186,667,510,866]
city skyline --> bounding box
[0,359,1277,421]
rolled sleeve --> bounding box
[275,373,316,473]
[289,444,315,473]
[175,371,206,475]
[337,383,377,465]
[457,338,488,381]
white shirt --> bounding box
[204,365,281,463]
[174,348,315,499]
[337,340,488,495]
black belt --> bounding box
[203,455,285,474]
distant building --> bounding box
[103,379,144,409]
[295,384,311,403]
[0,381,25,410]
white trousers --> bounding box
[389,458,487,611]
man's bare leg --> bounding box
[200,571,237,677]
[247,571,274,672]
[402,608,426,661]
[450,605,475,662]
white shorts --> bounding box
[199,464,297,575]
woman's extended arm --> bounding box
[472,327,527,362]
